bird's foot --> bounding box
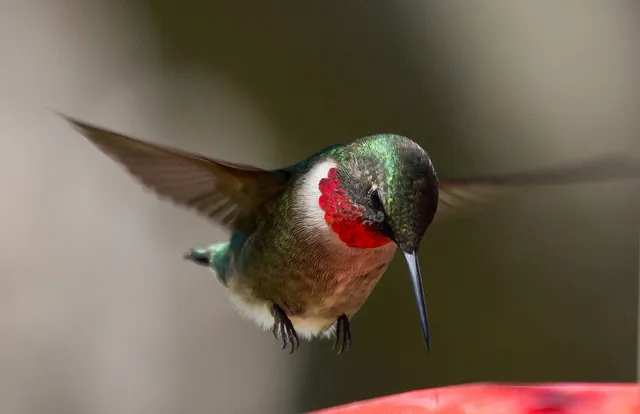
[332,314,351,355]
[271,304,299,354]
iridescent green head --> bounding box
[334,134,440,252]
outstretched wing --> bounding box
[62,115,290,231]
[435,155,640,221]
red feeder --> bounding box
[310,383,640,414]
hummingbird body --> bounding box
[189,148,419,341]
[61,113,640,354]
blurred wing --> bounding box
[435,154,640,221]
[62,115,290,231]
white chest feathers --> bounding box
[293,158,346,248]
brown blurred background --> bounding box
[0,1,639,413]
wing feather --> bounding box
[62,115,289,231]
[435,155,640,221]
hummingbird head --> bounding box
[317,134,439,349]
[334,134,439,249]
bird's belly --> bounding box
[310,258,393,317]
[226,292,339,340]
[225,289,341,340]
[226,242,396,340]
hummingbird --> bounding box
[61,114,640,354]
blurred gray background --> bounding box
[0,1,639,413]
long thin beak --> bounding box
[404,251,431,351]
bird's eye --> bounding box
[370,188,383,212]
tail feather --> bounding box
[184,243,231,286]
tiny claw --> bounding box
[332,318,343,352]
[287,328,299,355]
[271,304,300,355]
[333,314,351,355]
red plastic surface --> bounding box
[310,383,640,414]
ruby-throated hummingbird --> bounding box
[61,114,640,354]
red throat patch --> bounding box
[318,168,393,248]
